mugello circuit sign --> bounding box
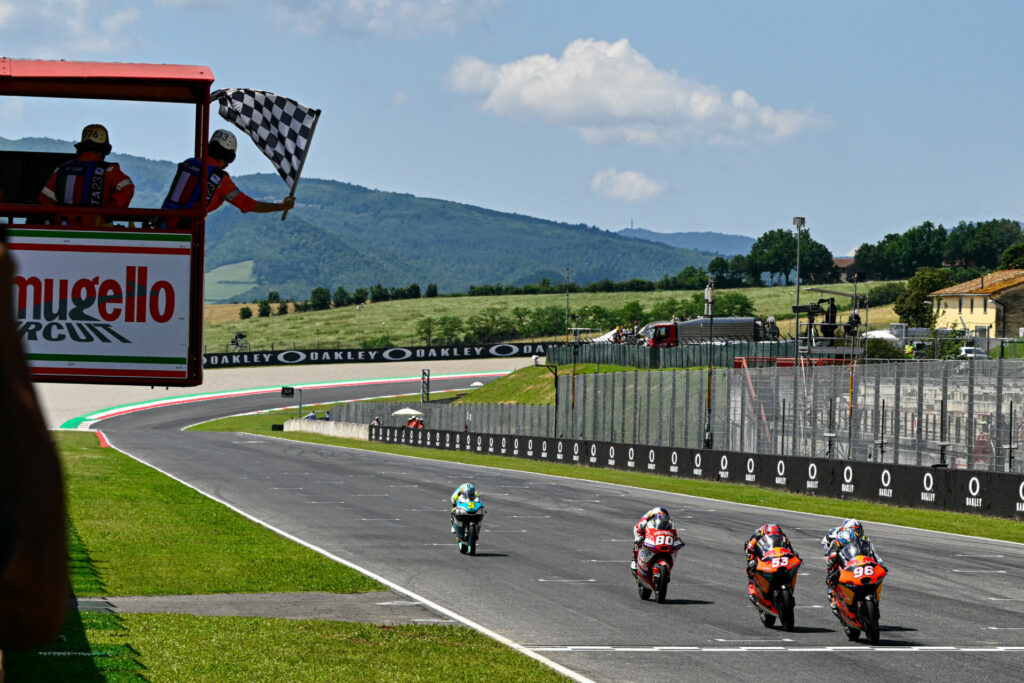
[8,228,193,382]
[203,343,547,368]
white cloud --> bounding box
[448,38,827,145]
[271,0,503,38]
[0,1,140,56]
[590,168,665,202]
[0,2,15,28]
[391,91,409,107]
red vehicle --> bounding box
[633,520,684,603]
[748,534,802,631]
[832,541,887,644]
[645,317,778,348]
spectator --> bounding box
[304,411,317,420]
[38,124,134,227]
[161,129,294,229]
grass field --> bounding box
[204,260,257,304]
[191,412,1024,544]
[5,432,566,681]
[202,280,904,352]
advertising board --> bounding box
[8,227,196,383]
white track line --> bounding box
[100,433,593,683]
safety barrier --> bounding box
[369,426,1024,521]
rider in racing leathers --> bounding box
[450,482,481,533]
[745,523,798,579]
[631,507,683,571]
[821,518,884,569]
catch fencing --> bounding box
[553,359,1024,473]
[335,359,1024,473]
[546,340,797,369]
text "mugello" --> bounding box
[13,267,176,345]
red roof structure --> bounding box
[0,58,213,103]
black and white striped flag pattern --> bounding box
[211,88,321,190]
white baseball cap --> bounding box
[211,129,237,151]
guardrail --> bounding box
[369,426,1024,521]
[203,341,547,368]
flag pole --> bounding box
[281,109,321,222]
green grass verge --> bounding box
[7,612,565,682]
[59,430,382,596]
[192,413,1024,544]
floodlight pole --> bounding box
[703,278,715,448]
[792,217,805,457]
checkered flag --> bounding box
[211,88,321,191]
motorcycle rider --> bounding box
[823,528,864,614]
[821,518,884,566]
[745,523,797,577]
[450,482,481,534]
[631,507,683,571]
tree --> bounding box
[407,283,422,299]
[867,282,906,307]
[368,283,390,303]
[258,300,271,317]
[715,291,755,316]
[1001,242,1024,269]
[352,288,369,304]
[332,286,350,308]
[310,286,331,311]
[416,317,436,346]
[748,228,797,285]
[238,306,253,320]
[277,302,289,315]
[436,316,463,344]
[707,257,730,285]
[267,290,281,303]
[425,283,439,298]
[893,267,954,328]
[798,230,837,284]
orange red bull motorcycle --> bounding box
[831,541,887,644]
[747,535,802,631]
[633,523,684,603]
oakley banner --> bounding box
[204,342,546,368]
[368,427,1024,521]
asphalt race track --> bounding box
[90,375,1024,682]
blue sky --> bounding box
[2,1,1022,256]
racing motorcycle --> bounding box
[830,541,887,644]
[747,535,802,631]
[452,497,485,555]
[633,520,684,603]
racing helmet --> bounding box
[649,513,672,531]
[461,483,477,500]
[648,506,669,520]
[836,528,856,547]
[842,518,864,539]
[761,523,783,537]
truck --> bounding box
[644,317,779,348]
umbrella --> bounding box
[863,330,899,341]
[391,407,424,417]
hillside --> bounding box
[617,227,755,256]
[3,136,726,301]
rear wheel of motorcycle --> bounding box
[844,624,860,641]
[863,599,880,645]
[757,605,776,628]
[637,579,651,601]
[778,588,795,632]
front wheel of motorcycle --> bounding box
[778,587,795,632]
[862,599,880,645]
[655,565,669,604]
[468,529,477,556]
